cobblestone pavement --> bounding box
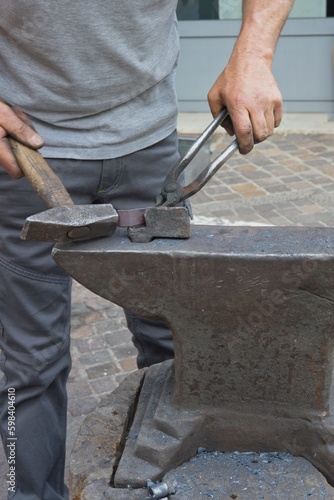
[1,129,334,498]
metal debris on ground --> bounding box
[146,479,169,499]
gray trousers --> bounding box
[0,132,178,499]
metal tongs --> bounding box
[156,108,239,207]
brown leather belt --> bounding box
[117,208,147,227]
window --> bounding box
[328,2,334,17]
[176,0,219,20]
[176,0,332,20]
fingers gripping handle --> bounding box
[7,137,74,209]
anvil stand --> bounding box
[53,225,334,491]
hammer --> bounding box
[7,137,119,243]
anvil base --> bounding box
[114,360,334,488]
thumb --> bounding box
[0,100,44,149]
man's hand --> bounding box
[208,52,282,154]
[0,100,44,178]
[208,0,294,154]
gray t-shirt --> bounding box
[0,1,179,159]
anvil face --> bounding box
[53,226,334,485]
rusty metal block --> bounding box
[127,206,190,243]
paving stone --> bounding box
[86,362,120,380]
[230,183,266,197]
[119,357,137,373]
[68,396,98,417]
[302,175,334,185]
[83,310,104,325]
[286,166,312,176]
[234,163,258,172]
[308,145,329,153]
[74,336,109,353]
[188,189,212,204]
[321,184,334,192]
[104,330,133,347]
[289,180,315,190]
[89,376,119,395]
[105,305,125,316]
[68,366,80,380]
[240,170,273,181]
[278,207,303,218]
[317,165,334,177]
[112,344,138,360]
[265,184,293,194]
[93,319,125,336]
[254,177,280,187]
[78,349,112,366]
[222,175,248,186]
[71,324,94,340]
[67,379,93,400]
[205,185,233,196]
[298,204,325,214]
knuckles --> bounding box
[254,129,270,143]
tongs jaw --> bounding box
[156,108,239,207]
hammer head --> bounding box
[21,204,119,242]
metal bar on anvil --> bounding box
[53,225,334,487]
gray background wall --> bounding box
[176,18,334,114]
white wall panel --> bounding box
[176,18,334,113]
[218,0,327,20]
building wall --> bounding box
[217,0,327,20]
[176,17,334,114]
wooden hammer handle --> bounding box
[8,137,74,209]
[0,97,74,208]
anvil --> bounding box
[53,225,334,487]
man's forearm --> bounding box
[239,0,294,65]
[207,0,294,153]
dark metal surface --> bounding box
[53,225,334,486]
[21,204,119,242]
[127,207,190,243]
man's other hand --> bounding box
[0,100,44,178]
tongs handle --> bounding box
[156,108,239,207]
